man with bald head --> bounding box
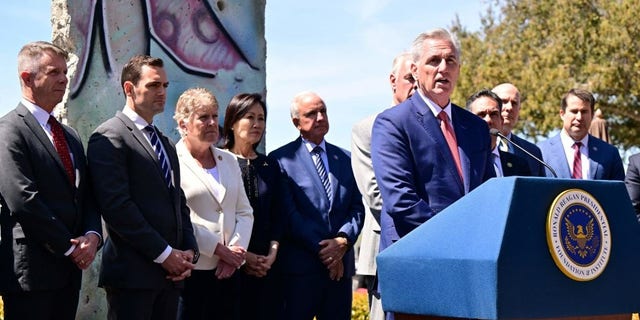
[466,89,531,177]
[492,83,546,176]
[351,52,415,320]
[269,91,364,320]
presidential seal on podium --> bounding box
[547,188,611,281]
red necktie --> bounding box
[572,142,582,179]
[48,116,76,185]
[438,111,463,181]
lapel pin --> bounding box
[218,155,222,160]
[507,162,513,168]
[333,155,338,160]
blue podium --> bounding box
[377,177,640,319]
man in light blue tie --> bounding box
[269,91,364,320]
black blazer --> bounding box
[500,150,533,177]
[625,153,640,218]
[87,111,197,289]
[510,134,545,177]
[0,104,101,293]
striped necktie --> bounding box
[144,125,172,188]
[572,142,582,179]
[312,146,332,202]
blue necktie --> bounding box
[144,125,172,188]
[312,146,332,202]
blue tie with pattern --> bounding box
[144,125,172,188]
[312,146,332,203]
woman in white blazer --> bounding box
[173,87,253,320]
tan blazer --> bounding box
[176,140,253,270]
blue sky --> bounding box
[0,1,484,152]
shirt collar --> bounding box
[492,147,501,158]
[22,99,53,126]
[505,132,513,140]
[416,90,452,120]
[122,105,151,131]
[301,136,327,153]
[560,129,589,149]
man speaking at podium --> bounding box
[371,28,495,260]
[371,28,495,318]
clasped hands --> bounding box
[162,249,196,282]
[243,250,277,278]
[70,233,100,270]
[214,243,246,280]
[319,237,348,281]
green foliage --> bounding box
[451,0,640,148]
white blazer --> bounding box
[176,140,253,270]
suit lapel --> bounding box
[548,135,572,178]
[451,106,472,191]
[115,112,170,183]
[116,111,157,162]
[295,138,331,207]
[413,97,464,192]
[176,141,225,207]
[326,144,342,207]
[18,105,75,189]
[209,147,227,203]
[587,135,600,180]
[500,151,518,176]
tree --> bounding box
[451,0,640,149]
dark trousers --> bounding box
[180,269,237,320]
[105,282,180,320]
[282,272,352,320]
[2,286,79,320]
[236,267,283,320]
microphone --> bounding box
[489,128,557,178]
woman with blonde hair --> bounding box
[174,87,253,319]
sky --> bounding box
[0,0,486,152]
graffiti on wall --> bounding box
[65,0,266,142]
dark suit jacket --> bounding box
[625,153,640,218]
[510,134,545,177]
[268,138,364,277]
[0,104,101,293]
[371,95,495,251]
[537,133,624,180]
[87,111,197,289]
[500,150,532,177]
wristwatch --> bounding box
[192,249,200,264]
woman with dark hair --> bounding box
[223,93,283,319]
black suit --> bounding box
[510,134,545,176]
[625,153,640,220]
[500,150,532,177]
[87,111,197,320]
[0,104,101,319]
